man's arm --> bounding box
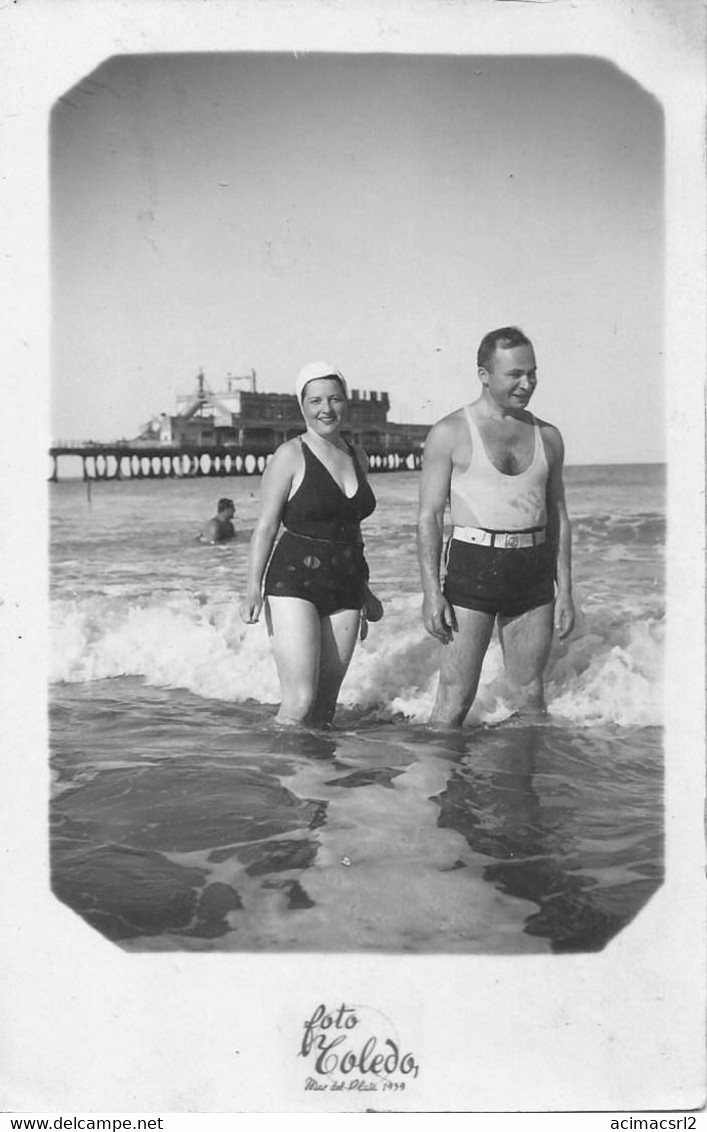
[200,518,219,543]
[417,419,457,643]
[544,426,574,640]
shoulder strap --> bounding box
[346,440,365,479]
[299,435,314,460]
[464,404,482,445]
[529,414,541,460]
[530,414,549,467]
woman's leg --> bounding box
[265,596,322,724]
[310,608,361,727]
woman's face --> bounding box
[301,377,347,438]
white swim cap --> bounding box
[295,361,347,405]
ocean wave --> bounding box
[571,513,665,548]
[50,590,664,729]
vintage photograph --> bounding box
[49,52,664,954]
[3,0,704,1116]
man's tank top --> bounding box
[283,439,376,543]
[450,406,549,531]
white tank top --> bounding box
[450,406,549,531]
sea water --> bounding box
[49,465,664,953]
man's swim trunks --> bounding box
[265,530,368,617]
[443,536,555,618]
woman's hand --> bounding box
[240,591,263,624]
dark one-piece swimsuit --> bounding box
[264,439,376,617]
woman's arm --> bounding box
[240,444,298,623]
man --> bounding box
[417,326,574,727]
[200,497,236,543]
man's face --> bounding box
[480,343,537,411]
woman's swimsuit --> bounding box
[264,439,376,617]
[444,409,555,618]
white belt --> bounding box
[452,525,546,549]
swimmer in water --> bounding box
[200,498,236,543]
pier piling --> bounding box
[50,442,424,483]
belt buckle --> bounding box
[506,533,519,549]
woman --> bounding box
[240,361,378,727]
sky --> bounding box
[50,52,664,464]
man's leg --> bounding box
[497,601,554,715]
[429,606,495,727]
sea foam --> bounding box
[51,590,663,728]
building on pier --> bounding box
[137,368,414,453]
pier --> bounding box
[50,369,428,482]
[49,438,424,482]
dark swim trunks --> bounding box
[265,530,369,617]
[443,538,555,618]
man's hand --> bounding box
[554,591,575,640]
[422,592,458,644]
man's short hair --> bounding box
[217,497,235,512]
[477,326,533,371]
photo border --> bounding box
[2,0,704,1114]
